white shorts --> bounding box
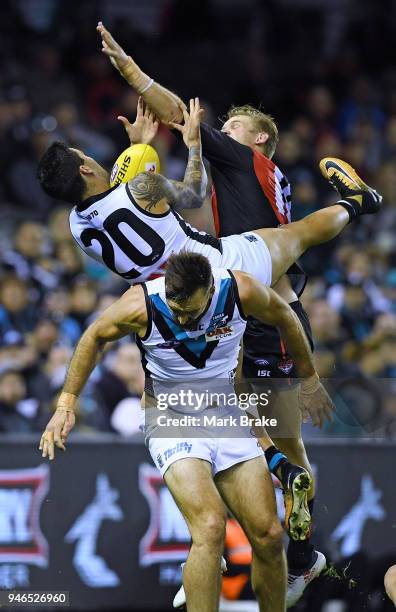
[220,232,272,286]
[148,432,264,477]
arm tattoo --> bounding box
[171,144,207,210]
[183,145,206,199]
[129,172,168,212]
[129,145,207,212]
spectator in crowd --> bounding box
[0,276,38,336]
[94,343,144,434]
[0,370,40,433]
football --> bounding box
[109,144,160,187]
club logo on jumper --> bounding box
[206,324,233,342]
[0,465,49,568]
[255,359,270,366]
[211,312,227,326]
[145,162,157,173]
[65,473,123,587]
[164,442,192,461]
[157,340,182,349]
[139,464,190,566]
[278,359,293,374]
[331,474,385,557]
[243,234,258,242]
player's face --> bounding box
[221,115,259,147]
[167,285,215,331]
[70,148,110,182]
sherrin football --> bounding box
[110,144,160,187]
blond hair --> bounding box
[226,105,279,158]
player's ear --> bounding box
[79,164,95,177]
[255,132,269,146]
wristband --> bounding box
[300,372,321,395]
[140,77,154,94]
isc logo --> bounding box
[258,369,271,377]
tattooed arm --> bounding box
[128,146,206,213]
[128,99,207,213]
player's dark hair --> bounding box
[37,142,85,203]
[226,104,279,158]
[165,252,212,302]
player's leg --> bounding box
[235,346,313,543]
[215,456,287,612]
[256,205,349,285]
[241,310,314,542]
[268,386,323,595]
[256,384,315,538]
[256,157,382,285]
[164,458,226,612]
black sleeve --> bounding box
[200,123,251,168]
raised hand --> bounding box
[118,97,159,145]
[169,98,204,148]
[97,21,130,74]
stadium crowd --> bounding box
[0,0,395,437]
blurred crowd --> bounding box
[0,0,395,437]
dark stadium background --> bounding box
[0,1,395,611]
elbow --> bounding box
[174,191,204,210]
[85,324,106,349]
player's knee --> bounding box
[249,518,284,559]
[192,511,226,550]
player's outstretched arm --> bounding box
[39,286,147,460]
[97,22,185,124]
[129,103,207,212]
[167,98,207,209]
[235,270,335,428]
[119,96,159,145]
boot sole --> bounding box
[284,471,312,541]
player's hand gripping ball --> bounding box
[110,144,160,187]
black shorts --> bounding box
[242,301,314,382]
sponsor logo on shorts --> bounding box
[278,359,294,374]
[255,359,270,366]
[243,234,258,242]
[156,454,164,468]
[163,442,193,461]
